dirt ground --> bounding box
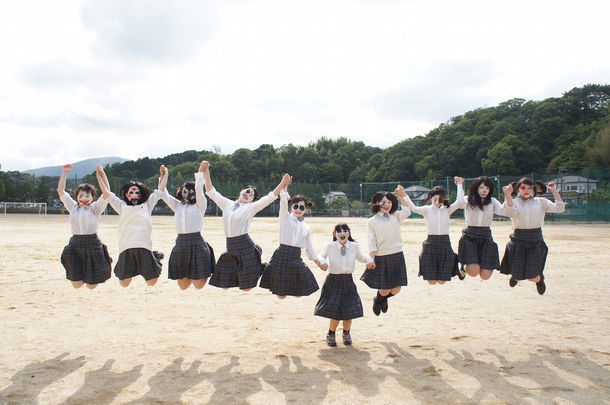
[0,214,609,404]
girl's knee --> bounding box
[438,281,446,285]
[119,279,132,287]
[85,283,98,290]
[390,286,401,295]
[277,295,286,300]
[71,281,84,288]
[243,288,252,292]
[480,270,493,280]
[145,278,158,286]
[192,279,207,289]
[427,280,437,285]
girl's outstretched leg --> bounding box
[479,269,492,280]
[177,278,192,290]
[71,281,84,288]
[119,278,132,287]
[465,263,480,277]
[145,277,158,286]
[192,278,207,289]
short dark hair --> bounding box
[73,183,96,201]
[468,176,494,210]
[425,186,450,208]
[288,194,314,210]
[370,191,398,214]
[119,181,151,204]
[510,177,546,197]
[175,182,196,204]
[332,223,355,242]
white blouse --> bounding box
[367,208,411,256]
[206,187,277,238]
[278,191,319,261]
[457,196,507,227]
[318,241,373,275]
[160,172,207,234]
[404,185,464,235]
[503,197,565,229]
[107,191,162,253]
[60,192,108,235]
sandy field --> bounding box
[0,213,609,404]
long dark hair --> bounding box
[73,183,96,201]
[332,223,355,242]
[119,181,151,204]
[424,186,450,208]
[510,177,546,198]
[468,176,494,210]
[370,191,398,214]
[175,182,196,204]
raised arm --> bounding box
[396,184,425,215]
[95,165,111,199]
[57,164,71,196]
[273,174,292,197]
[448,177,465,215]
[251,174,292,213]
[394,185,412,219]
[201,161,213,194]
[544,182,565,213]
[195,161,208,215]
[158,165,168,192]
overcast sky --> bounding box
[2,0,609,171]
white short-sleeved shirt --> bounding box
[367,208,410,256]
[404,185,464,235]
[318,241,373,274]
[160,172,207,234]
[60,192,108,235]
[107,190,162,253]
[503,197,565,229]
[206,187,277,237]
[278,191,319,261]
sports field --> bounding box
[1,214,609,404]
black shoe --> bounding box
[342,330,352,346]
[536,279,546,295]
[457,266,466,280]
[509,278,518,287]
[372,297,381,316]
[380,296,389,313]
[326,332,337,347]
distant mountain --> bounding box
[23,156,130,178]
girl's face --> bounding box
[431,194,442,207]
[291,200,306,217]
[478,184,490,198]
[519,184,534,199]
[181,186,195,203]
[238,187,255,203]
[76,190,93,206]
[126,186,141,204]
[334,228,350,245]
[378,197,392,214]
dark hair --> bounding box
[242,185,259,201]
[468,176,494,210]
[510,177,546,197]
[370,191,398,214]
[424,186,450,208]
[119,181,151,204]
[175,182,196,204]
[332,223,355,242]
[288,195,314,209]
[73,183,96,201]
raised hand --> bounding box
[547,182,556,192]
[159,165,168,177]
[454,176,464,185]
[502,184,513,195]
[395,185,406,197]
[282,173,292,185]
[319,263,328,271]
[63,164,72,173]
[199,161,210,172]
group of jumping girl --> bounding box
[57,161,565,347]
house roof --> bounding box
[405,185,431,192]
[546,176,599,184]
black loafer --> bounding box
[380,297,389,313]
[509,278,518,287]
[372,298,381,316]
[536,279,546,295]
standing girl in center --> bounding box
[456,176,509,280]
[360,191,411,316]
[157,162,215,290]
[202,161,292,291]
[315,223,375,347]
[396,177,464,285]
[259,177,322,299]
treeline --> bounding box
[1,84,609,204]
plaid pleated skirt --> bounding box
[114,248,163,281]
[168,232,215,280]
[314,273,363,320]
[209,234,263,290]
[418,235,459,281]
[500,228,548,280]
[60,234,112,284]
[360,251,408,289]
[259,244,319,296]
[457,226,500,270]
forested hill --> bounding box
[91,84,610,186]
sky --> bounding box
[1,0,609,171]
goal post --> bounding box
[0,202,47,215]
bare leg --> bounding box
[329,319,340,332]
[85,283,98,290]
[277,295,287,299]
[465,263,480,277]
[342,319,352,331]
[145,277,158,286]
[242,288,252,292]
[71,281,84,288]
[177,278,192,290]
[527,276,541,283]
[428,280,437,285]
[192,279,207,289]
[480,269,493,280]
[438,281,446,285]
[119,278,132,287]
